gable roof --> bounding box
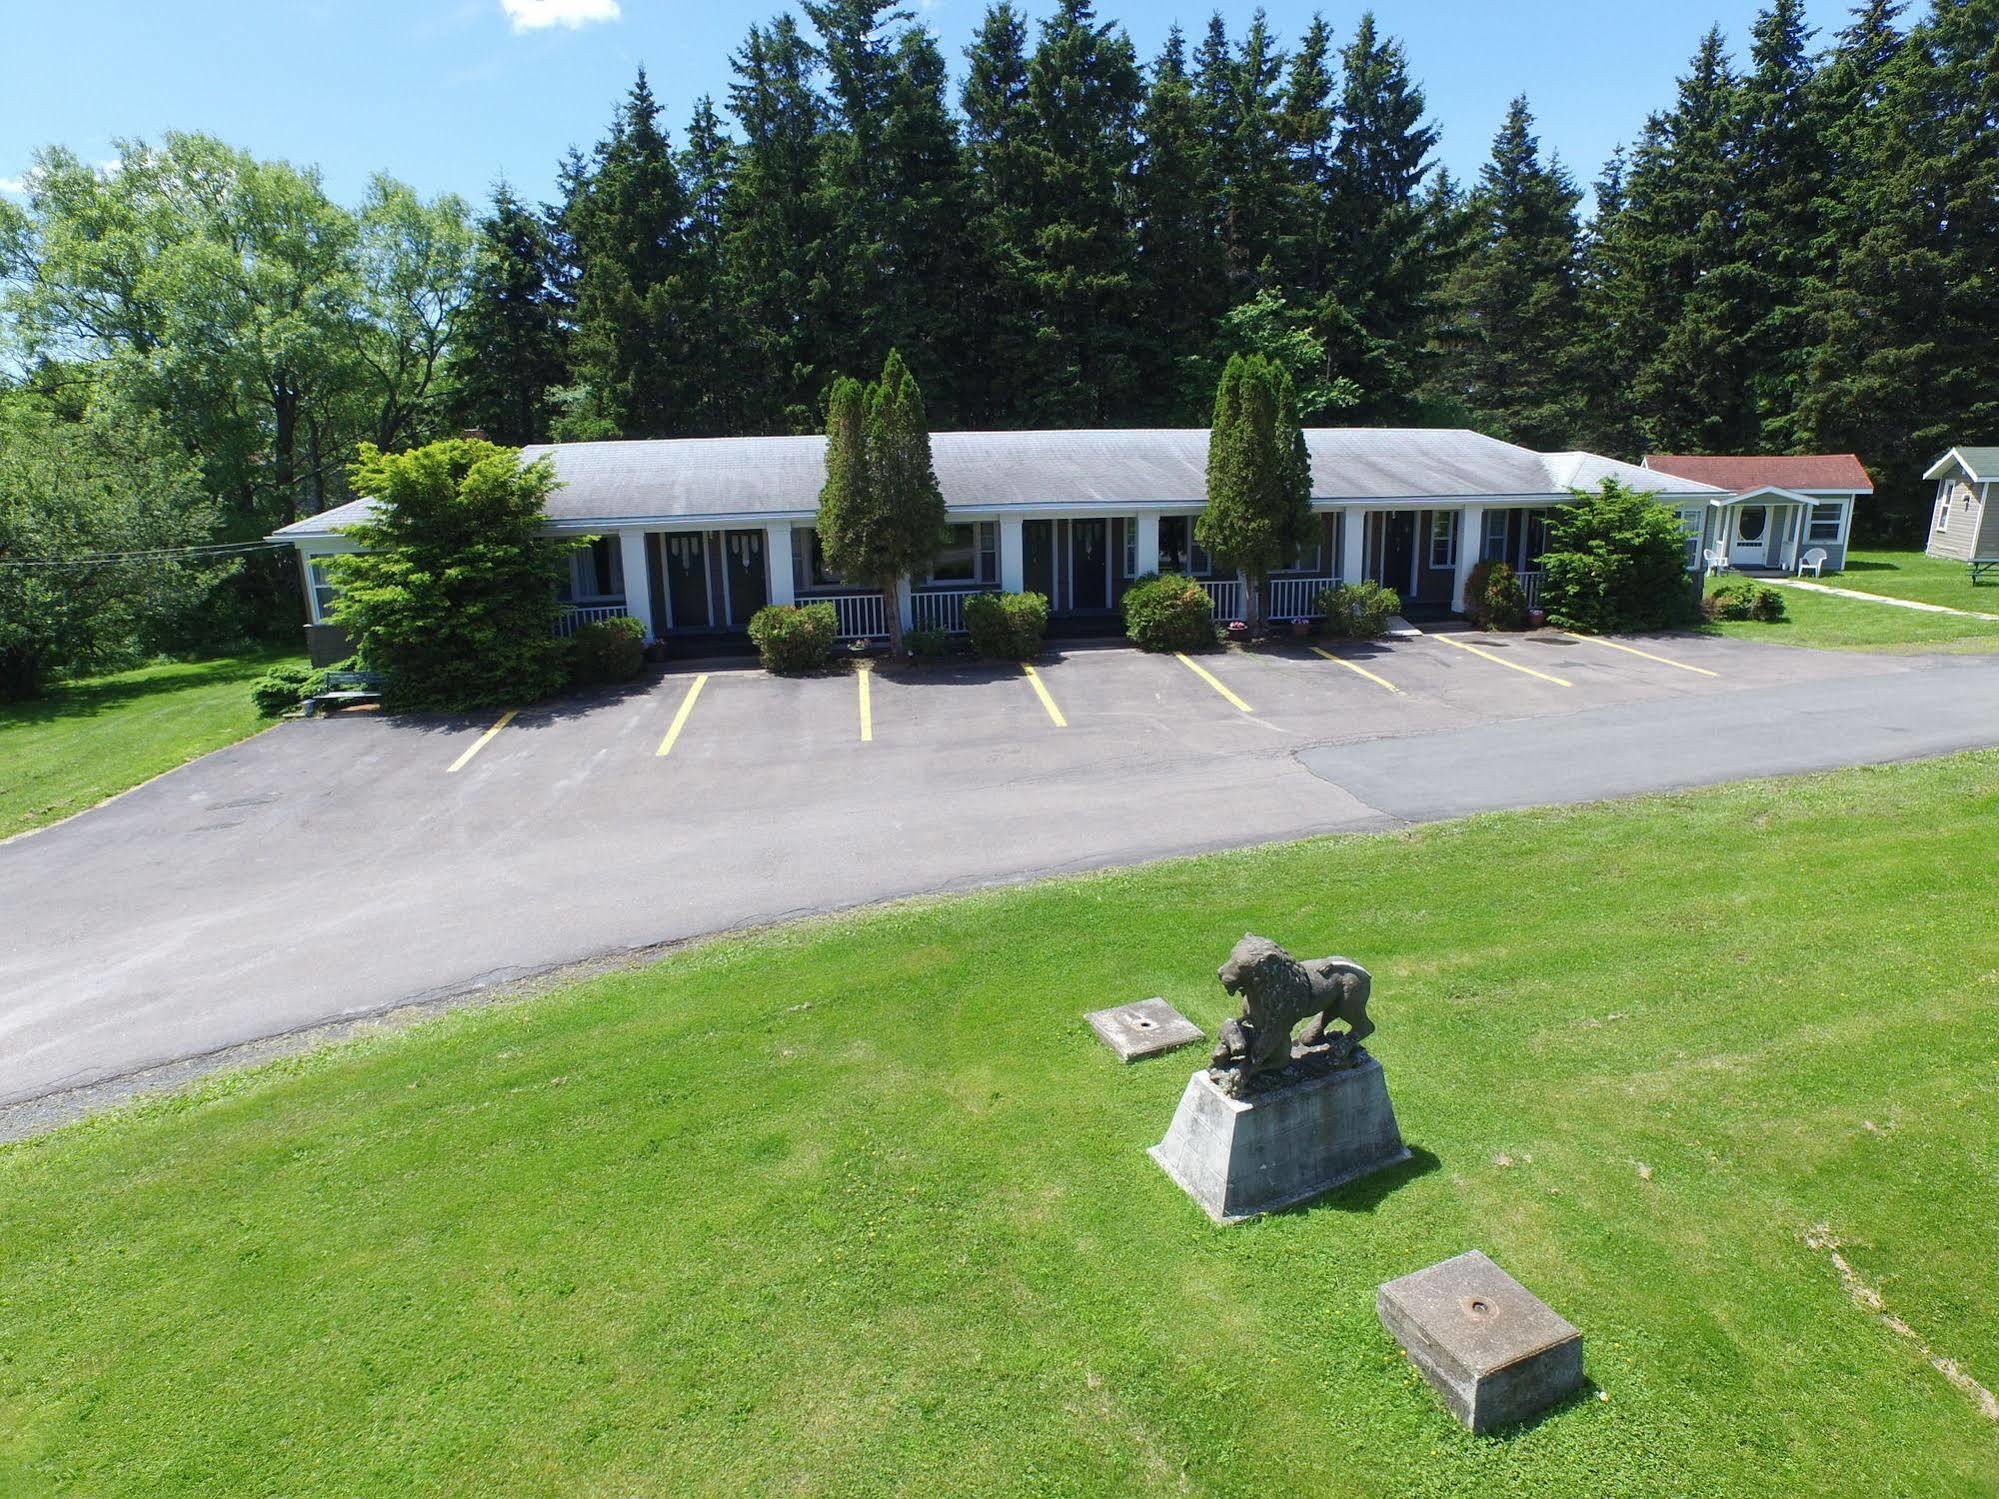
[1642,453,1873,493]
[272,428,1721,539]
[1922,447,1999,483]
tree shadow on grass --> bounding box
[0,653,289,730]
[1839,558,1901,574]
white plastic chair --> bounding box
[1703,547,1730,576]
[1798,547,1828,578]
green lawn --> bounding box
[0,649,300,841]
[1702,571,1999,653]
[5,758,1999,1495]
[1835,548,1999,613]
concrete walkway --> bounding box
[1771,577,1999,622]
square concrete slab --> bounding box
[1086,998,1203,1062]
[1377,1250,1583,1433]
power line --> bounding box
[0,539,291,569]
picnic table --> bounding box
[302,669,385,717]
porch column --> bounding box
[617,529,655,641]
[1452,505,1485,613]
[1340,507,1366,585]
[765,523,796,607]
[1134,512,1160,576]
[999,517,1025,593]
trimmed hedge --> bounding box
[904,627,954,658]
[251,664,318,717]
[962,591,1048,660]
[1121,572,1216,652]
[567,615,646,685]
[1316,580,1400,639]
[748,602,839,674]
[1703,579,1787,622]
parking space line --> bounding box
[1309,646,1403,694]
[1175,653,1253,713]
[1563,633,1719,678]
[1435,633,1572,687]
[654,674,709,757]
[1022,663,1067,727]
[857,664,873,742]
[447,709,516,773]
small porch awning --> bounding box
[1706,484,1813,507]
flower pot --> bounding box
[1526,608,1548,629]
[1289,618,1311,639]
[1226,621,1250,642]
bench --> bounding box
[1970,557,1999,585]
[303,670,386,717]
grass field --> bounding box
[1702,569,1999,653]
[0,650,299,841]
[4,755,1999,1495]
[1837,549,1999,612]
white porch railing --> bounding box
[1267,575,1341,620]
[554,602,629,638]
[912,587,993,634]
[1198,579,1241,620]
[808,591,890,641]
[1517,570,1545,610]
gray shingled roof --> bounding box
[271,428,1717,539]
[1925,446,1999,483]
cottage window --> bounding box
[798,528,846,589]
[1483,510,1510,562]
[1428,511,1457,570]
[1677,507,1704,571]
[928,522,997,585]
[566,538,622,600]
[1276,539,1323,574]
[307,558,340,621]
[1808,502,1844,542]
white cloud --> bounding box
[500,0,620,31]
[0,176,26,196]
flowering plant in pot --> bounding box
[1525,607,1548,629]
[1226,620,1250,642]
[1289,617,1311,638]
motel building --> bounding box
[276,427,1739,658]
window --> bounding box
[1808,501,1843,542]
[1428,511,1457,570]
[1483,510,1510,562]
[307,558,339,621]
[807,530,845,588]
[1936,484,1952,532]
[566,539,623,600]
[1677,506,1704,571]
[927,522,997,585]
[1157,515,1190,573]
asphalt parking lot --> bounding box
[10,626,1999,1127]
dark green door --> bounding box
[1023,520,1055,602]
[665,533,710,630]
[723,530,768,626]
[1070,520,1110,611]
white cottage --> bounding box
[1641,454,1870,575]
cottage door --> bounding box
[1733,506,1768,567]
[1023,521,1056,603]
[722,530,768,626]
[665,533,711,630]
[1070,520,1110,611]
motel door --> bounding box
[1022,521,1056,602]
[1069,520,1110,612]
[722,530,768,626]
[1380,513,1417,594]
[665,533,710,630]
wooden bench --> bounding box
[1970,557,1999,585]
[303,670,386,717]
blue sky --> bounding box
[5,0,1864,214]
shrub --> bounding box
[904,626,953,658]
[1703,579,1787,623]
[962,590,1049,660]
[567,615,646,685]
[1120,572,1217,652]
[1481,561,1529,630]
[251,663,317,717]
[1539,478,1699,634]
[748,602,838,674]
[1316,579,1401,639]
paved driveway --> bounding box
[7,630,1999,1121]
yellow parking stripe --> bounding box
[857,663,873,742]
[1563,633,1719,678]
[1309,645,1403,694]
[447,708,516,773]
[1022,663,1067,726]
[1436,633,1572,687]
[654,674,709,757]
[1176,652,1252,713]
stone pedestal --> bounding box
[1377,1250,1583,1433]
[1148,1053,1409,1223]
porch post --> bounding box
[765,523,796,607]
[1134,512,1160,576]
[617,529,656,641]
[1340,507,1366,585]
[999,517,1025,593]
[1452,505,1484,613]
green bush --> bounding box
[1539,478,1699,634]
[748,602,838,674]
[1316,580,1401,639]
[961,591,1048,660]
[567,615,646,685]
[904,626,953,658]
[1704,579,1787,623]
[1120,572,1217,652]
[250,663,317,717]
[1480,561,1529,630]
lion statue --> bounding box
[1207,933,1374,1096]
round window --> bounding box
[1737,506,1767,542]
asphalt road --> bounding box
[5,630,1997,1126]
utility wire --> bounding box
[0,539,291,569]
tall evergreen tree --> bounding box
[1197,352,1314,633]
[1431,98,1586,450]
[1208,10,1292,297]
[675,95,743,435]
[959,3,1040,425]
[1274,15,1338,294]
[1132,27,1225,418]
[448,183,567,445]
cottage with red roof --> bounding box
[1640,454,1871,576]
